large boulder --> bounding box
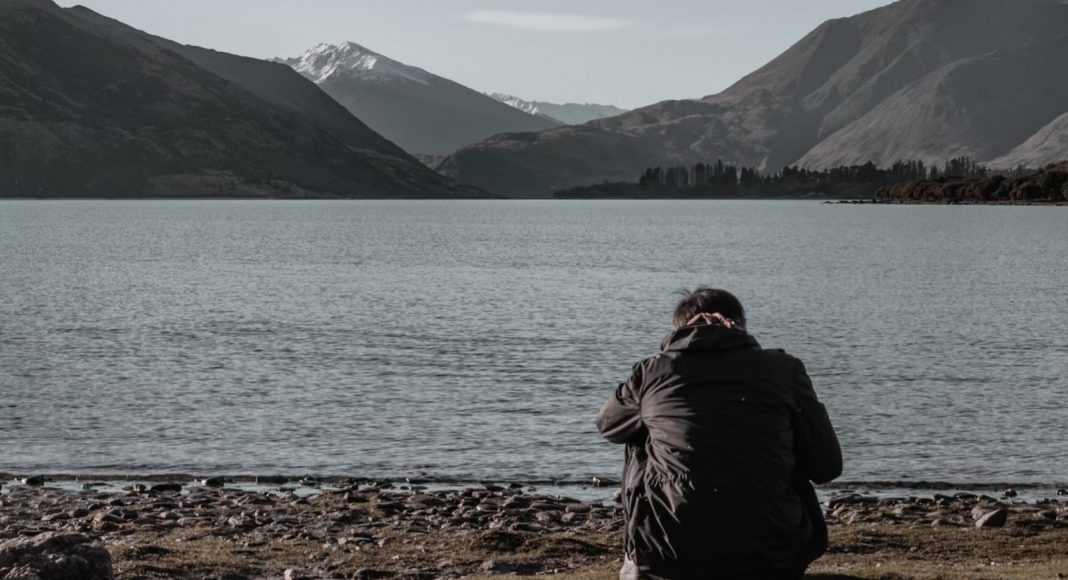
[0,533,113,580]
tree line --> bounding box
[877,162,1067,204]
[554,157,1009,199]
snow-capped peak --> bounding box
[488,93,628,125]
[285,42,432,85]
[489,93,543,117]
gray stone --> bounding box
[149,483,183,493]
[283,568,313,580]
[0,532,113,580]
[975,508,1009,528]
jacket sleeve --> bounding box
[792,359,843,484]
[596,362,645,445]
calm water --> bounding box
[1,201,1066,484]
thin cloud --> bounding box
[463,10,632,33]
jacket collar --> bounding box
[660,323,760,353]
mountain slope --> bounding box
[488,94,628,125]
[279,43,560,156]
[0,0,481,198]
[987,113,1068,169]
[797,35,1068,168]
[437,0,1068,196]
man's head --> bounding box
[672,287,746,330]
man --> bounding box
[597,287,842,579]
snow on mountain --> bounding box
[489,93,628,125]
[284,41,432,85]
[440,0,1068,196]
[490,93,547,117]
[0,2,481,198]
[278,42,560,156]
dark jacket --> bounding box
[597,324,842,579]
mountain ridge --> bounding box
[279,43,560,156]
[0,1,483,198]
[488,94,629,125]
[437,0,1068,197]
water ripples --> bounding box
[1,200,1066,484]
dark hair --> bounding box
[672,287,746,329]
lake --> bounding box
[1,200,1065,485]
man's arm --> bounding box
[596,362,645,445]
[792,359,843,484]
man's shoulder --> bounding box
[760,346,797,360]
[757,347,805,369]
[631,351,678,381]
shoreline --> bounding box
[1,197,1064,206]
[6,472,1067,487]
[5,473,1067,500]
[1,480,1067,579]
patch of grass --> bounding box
[468,530,529,553]
[527,536,612,558]
[105,524,1068,579]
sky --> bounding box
[55,0,891,110]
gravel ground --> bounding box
[2,478,1067,579]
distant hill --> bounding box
[0,0,482,198]
[488,94,628,125]
[278,43,560,156]
[436,0,1068,197]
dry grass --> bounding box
[106,524,1068,579]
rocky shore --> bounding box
[2,478,1068,579]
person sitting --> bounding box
[597,287,842,579]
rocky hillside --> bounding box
[796,34,1068,168]
[0,0,483,198]
[436,0,1068,197]
[279,43,560,156]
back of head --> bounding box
[672,287,746,329]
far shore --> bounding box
[4,196,1065,205]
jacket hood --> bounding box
[660,323,760,353]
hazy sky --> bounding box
[56,0,890,109]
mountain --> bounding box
[488,94,629,125]
[436,0,1068,197]
[795,34,1068,168]
[988,113,1068,169]
[0,0,481,198]
[279,43,560,156]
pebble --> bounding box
[284,567,312,580]
[200,477,225,488]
